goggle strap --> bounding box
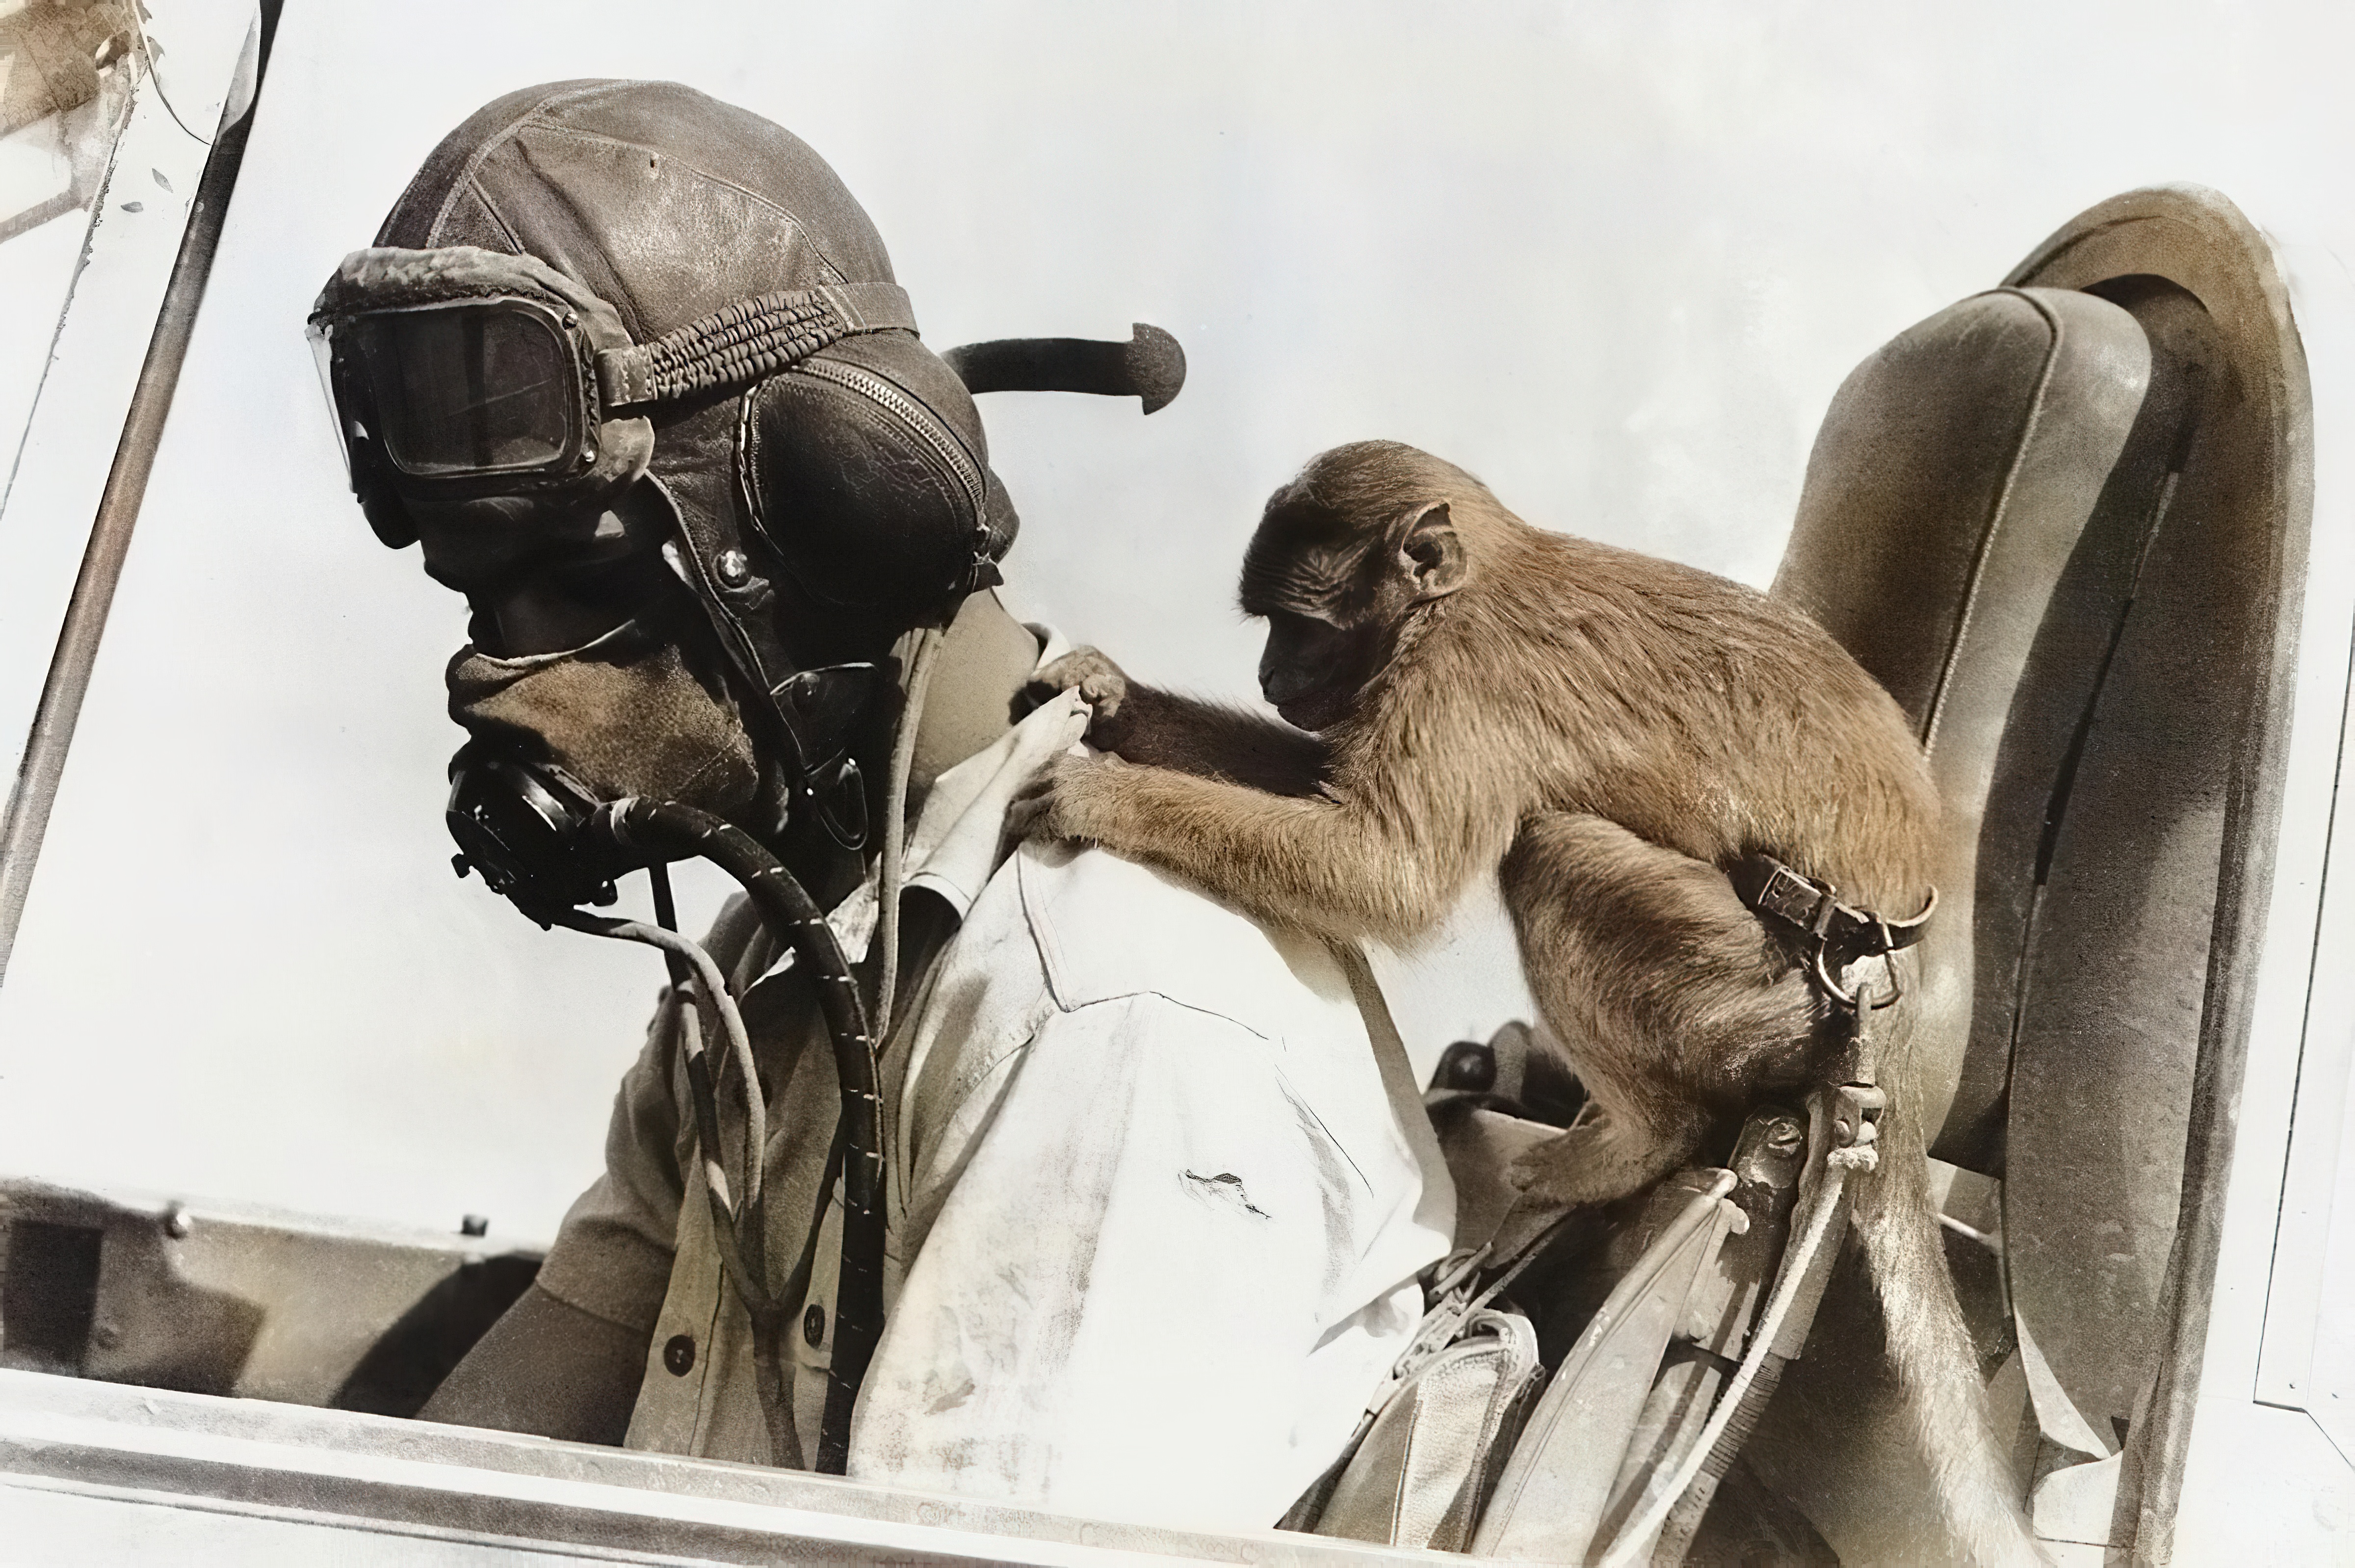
[597,282,916,410]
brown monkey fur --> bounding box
[1016,440,2043,1567]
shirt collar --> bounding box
[823,624,1087,959]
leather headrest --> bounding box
[1774,287,2150,1165]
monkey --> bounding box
[1012,440,2044,1568]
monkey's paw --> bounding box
[1026,647,1130,747]
[1006,751,1130,846]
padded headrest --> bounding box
[1774,287,2150,1166]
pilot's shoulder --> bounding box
[1009,840,1355,1040]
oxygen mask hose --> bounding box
[875,625,944,1038]
[552,907,765,1212]
[594,798,886,1476]
[552,898,805,1470]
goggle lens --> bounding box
[305,320,352,477]
[348,304,580,478]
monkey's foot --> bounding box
[1505,1120,1683,1210]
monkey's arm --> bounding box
[1031,647,1328,796]
[1105,687,1330,795]
[1014,753,1501,945]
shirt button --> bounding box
[663,1333,696,1376]
[803,1305,826,1347]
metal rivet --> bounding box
[715,549,750,586]
[803,1304,826,1347]
[163,1204,192,1239]
[663,1333,696,1376]
[564,312,577,328]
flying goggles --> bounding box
[308,246,916,516]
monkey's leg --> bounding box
[1501,811,1818,1209]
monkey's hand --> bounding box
[1006,751,1137,848]
[1025,647,1131,751]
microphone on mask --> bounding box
[445,749,647,922]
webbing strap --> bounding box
[598,282,917,408]
[1733,854,1935,961]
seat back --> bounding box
[1753,185,2310,1563]
[1771,287,2151,1166]
[1739,285,2156,1564]
[1395,288,2152,1565]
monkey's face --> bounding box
[1257,607,1382,732]
[1242,489,1467,733]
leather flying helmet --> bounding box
[312,78,1017,627]
[310,81,1021,896]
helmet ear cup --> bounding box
[738,332,1017,624]
[361,490,420,550]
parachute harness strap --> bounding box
[875,625,945,1039]
[1595,1150,1853,1568]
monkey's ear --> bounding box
[1399,501,1467,601]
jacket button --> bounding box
[663,1333,696,1376]
[714,549,750,587]
[803,1304,826,1347]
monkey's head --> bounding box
[1239,441,1473,732]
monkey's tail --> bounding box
[1850,1109,2050,1568]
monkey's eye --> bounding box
[1262,610,1345,661]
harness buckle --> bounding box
[1828,1082,1887,1173]
[1811,943,1907,1013]
[1754,862,1839,937]
[1732,853,1927,1170]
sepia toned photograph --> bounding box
[2,2,2353,1563]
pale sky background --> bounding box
[4,0,2355,1251]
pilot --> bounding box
[309,79,1451,1532]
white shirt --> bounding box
[535,671,1454,1533]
